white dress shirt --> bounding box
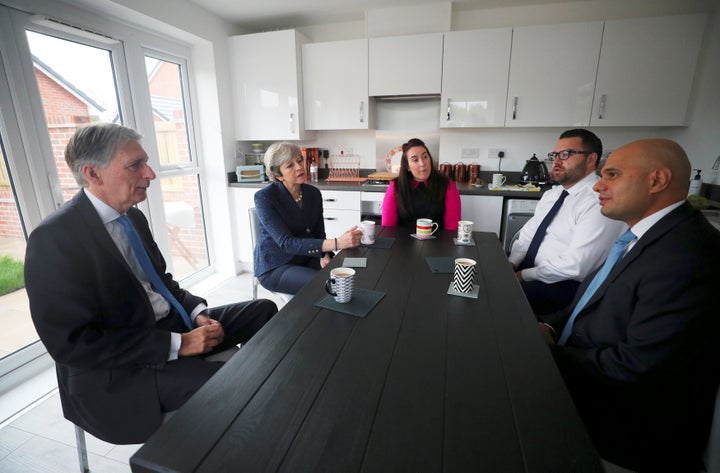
[84,189,205,359]
[509,172,627,284]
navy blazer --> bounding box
[25,190,205,444]
[253,182,329,277]
[545,202,720,470]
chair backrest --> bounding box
[704,385,720,473]
[248,207,260,249]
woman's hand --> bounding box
[320,254,332,268]
[338,226,363,249]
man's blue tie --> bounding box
[518,190,569,270]
[557,229,636,345]
[117,215,193,330]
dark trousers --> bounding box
[258,261,321,295]
[521,279,580,316]
[155,299,277,412]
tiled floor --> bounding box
[0,273,288,473]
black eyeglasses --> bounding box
[547,150,591,160]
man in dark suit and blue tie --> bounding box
[25,124,277,444]
[539,139,720,472]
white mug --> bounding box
[457,220,474,243]
[360,220,376,245]
[492,173,507,188]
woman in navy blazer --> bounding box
[254,142,362,294]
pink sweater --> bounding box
[381,179,461,231]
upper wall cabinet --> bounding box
[590,14,706,127]
[505,22,603,127]
[369,33,443,96]
[302,39,372,130]
[441,28,512,128]
[230,30,314,141]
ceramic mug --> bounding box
[453,258,476,294]
[492,173,507,188]
[324,267,355,303]
[360,220,376,245]
[457,220,474,243]
[416,218,439,237]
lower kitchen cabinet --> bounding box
[321,190,361,238]
[460,195,503,237]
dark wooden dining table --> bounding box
[130,227,603,473]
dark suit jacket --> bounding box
[253,182,329,277]
[544,202,720,471]
[25,190,205,444]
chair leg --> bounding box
[74,424,90,473]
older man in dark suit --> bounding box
[539,139,720,472]
[25,124,277,444]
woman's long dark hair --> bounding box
[394,138,449,215]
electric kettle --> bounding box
[520,154,549,185]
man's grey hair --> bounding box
[64,123,142,187]
[264,142,302,182]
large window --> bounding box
[0,2,214,420]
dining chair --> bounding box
[247,208,292,303]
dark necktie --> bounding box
[518,190,569,270]
[558,229,636,345]
[117,215,193,330]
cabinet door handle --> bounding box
[324,217,338,221]
[289,113,295,134]
[359,101,364,123]
[324,198,336,202]
[512,96,518,120]
[447,98,452,121]
[598,94,607,119]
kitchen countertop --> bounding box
[229,179,549,199]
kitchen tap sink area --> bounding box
[702,209,720,231]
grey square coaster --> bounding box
[411,233,436,240]
[342,257,367,268]
[446,282,480,299]
[453,238,476,246]
[425,257,455,274]
[315,287,386,318]
[361,237,395,249]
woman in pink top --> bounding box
[381,138,461,231]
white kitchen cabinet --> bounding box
[590,14,706,126]
[230,30,314,140]
[441,28,512,128]
[321,190,361,238]
[505,22,603,127]
[369,33,443,96]
[302,39,372,130]
[460,195,504,237]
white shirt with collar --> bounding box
[509,172,627,284]
[84,189,205,360]
[625,200,685,254]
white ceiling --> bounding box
[186,0,587,30]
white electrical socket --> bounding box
[488,148,507,159]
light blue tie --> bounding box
[117,215,193,330]
[558,229,636,345]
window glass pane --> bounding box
[145,57,191,166]
[26,31,121,202]
[0,137,34,360]
[160,175,209,280]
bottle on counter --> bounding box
[688,169,702,197]
[310,159,318,183]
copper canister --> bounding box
[439,162,453,180]
[453,162,468,183]
[468,163,481,184]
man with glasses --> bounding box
[508,128,626,315]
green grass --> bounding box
[0,255,24,296]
